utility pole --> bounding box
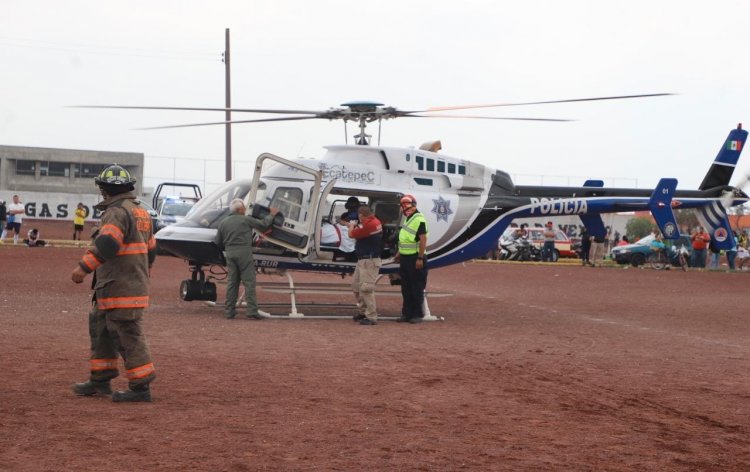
[223,28,232,181]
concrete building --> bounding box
[0,145,144,221]
[0,145,143,195]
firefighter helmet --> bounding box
[95,164,135,186]
[94,164,136,195]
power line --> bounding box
[0,35,219,61]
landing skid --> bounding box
[203,271,447,321]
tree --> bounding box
[674,209,698,233]
[626,217,654,241]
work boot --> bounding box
[72,380,112,396]
[112,386,152,403]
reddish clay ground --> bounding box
[1,226,749,471]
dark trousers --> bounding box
[88,306,155,389]
[691,248,707,268]
[542,241,555,261]
[580,242,591,263]
[399,254,428,319]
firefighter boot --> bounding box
[112,385,152,403]
[72,380,113,396]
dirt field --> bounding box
[1,237,749,471]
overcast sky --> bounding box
[2,0,749,191]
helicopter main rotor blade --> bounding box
[134,115,318,130]
[70,105,327,115]
[407,114,573,122]
[422,93,675,112]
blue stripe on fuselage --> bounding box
[425,195,748,269]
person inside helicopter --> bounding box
[333,212,357,262]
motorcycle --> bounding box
[499,235,541,262]
[670,243,691,271]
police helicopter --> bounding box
[80,96,749,306]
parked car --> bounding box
[499,227,576,262]
[137,200,162,234]
[151,182,203,233]
[611,233,692,267]
[155,196,199,231]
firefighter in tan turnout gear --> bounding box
[71,164,157,402]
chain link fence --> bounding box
[142,155,257,197]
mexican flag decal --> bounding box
[727,140,743,151]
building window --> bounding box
[426,158,435,171]
[448,163,456,174]
[15,160,36,175]
[48,161,70,177]
[76,163,108,178]
[458,165,466,175]
[416,155,424,171]
[437,161,446,173]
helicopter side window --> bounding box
[458,165,466,175]
[269,187,303,222]
[416,155,424,171]
[186,181,252,228]
[426,159,435,172]
[448,163,456,174]
[437,161,446,173]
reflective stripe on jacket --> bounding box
[78,193,156,311]
[398,211,428,255]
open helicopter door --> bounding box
[308,182,343,261]
[247,153,332,254]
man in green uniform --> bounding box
[71,164,157,402]
[214,198,278,319]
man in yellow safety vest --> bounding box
[395,194,429,324]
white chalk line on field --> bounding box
[515,302,746,351]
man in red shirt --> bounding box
[691,226,711,268]
[348,206,383,325]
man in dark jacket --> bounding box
[214,199,278,319]
[71,164,157,402]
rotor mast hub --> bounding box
[339,101,389,146]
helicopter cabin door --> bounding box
[247,153,332,254]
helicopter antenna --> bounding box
[343,119,348,144]
[378,119,382,146]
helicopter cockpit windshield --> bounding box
[184,179,254,229]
